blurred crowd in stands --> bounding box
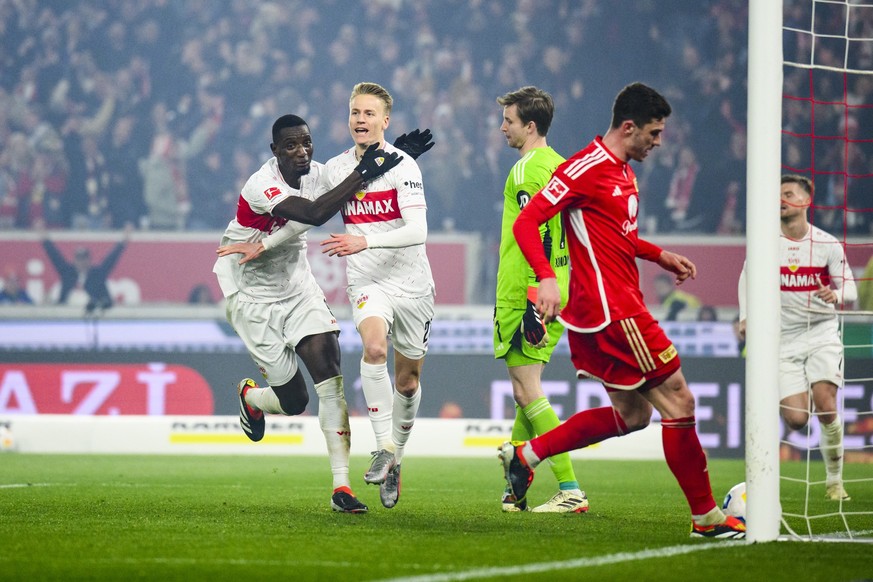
[0,0,869,240]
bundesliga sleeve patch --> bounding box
[543,176,569,205]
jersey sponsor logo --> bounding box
[780,265,829,291]
[621,195,639,236]
[612,186,622,197]
[263,186,282,200]
[405,180,423,190]
[343,189,402,224]
[658,344,678,364]
[542,176,569,205]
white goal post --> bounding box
[745,0,784,544]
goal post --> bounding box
[745,0,784,543]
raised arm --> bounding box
[272,143,402,226]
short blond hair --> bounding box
[350,82,393,115]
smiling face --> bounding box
[271,124,313,184]
[625,118,665,162]
[348,93,389,152]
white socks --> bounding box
[360,360,394,451]
[245,385,284,414]
[820,416,844,485]
[315,376,351,490]
[392,387,421,464]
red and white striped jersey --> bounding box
[514,137,649,332]
[213,157,324,302]
[740,224,857,336]
[323,142,434,298]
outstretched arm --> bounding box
[272,172,363,226]
[272,143,403,225]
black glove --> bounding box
[393,128,435,160]
[521,297,549,349]
[354,143,403,182]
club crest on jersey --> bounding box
[355,190,367,200]
[787,255,800,272]
[543,176,569,204]
[355,293,369,309]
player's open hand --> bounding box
[393,128,435,160]
[657,250,697,284]
[321,233,368,257]
[217,242,265,265]
[354,143,403,182]
[814,281,838,304]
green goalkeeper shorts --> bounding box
[493,306,565,367]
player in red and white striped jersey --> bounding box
[320,82,436,509]
[738,174,857,501]
[213,114,401,514]
[500,83,744,539]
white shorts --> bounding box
[779,328,843,399]
[226,278,339,386]
[348,284,434,360]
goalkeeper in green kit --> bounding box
[492,86,588,513]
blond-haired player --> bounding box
[321,82,435,509]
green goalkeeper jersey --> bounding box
[495,146,569,309]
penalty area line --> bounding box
[372,541,744,582]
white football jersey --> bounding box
[739,224,857,337]
[323,142,435,298]
[779,224,856,335]
[213,157,326,303]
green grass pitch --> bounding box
[1,454,870,581]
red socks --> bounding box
[530,406,628,460]
[661,416,716,515]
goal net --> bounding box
[778,0,873,542]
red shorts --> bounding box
[568,311,681,392]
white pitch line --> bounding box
[0,483,55,489]
[371,541,745,582]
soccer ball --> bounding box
[722,481,746,523]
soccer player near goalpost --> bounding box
[738,174,858,501]
[499,82,745,539]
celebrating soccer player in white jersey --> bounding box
[212,114,402,514]
[738,174,858,501]
[320,82,436,509]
